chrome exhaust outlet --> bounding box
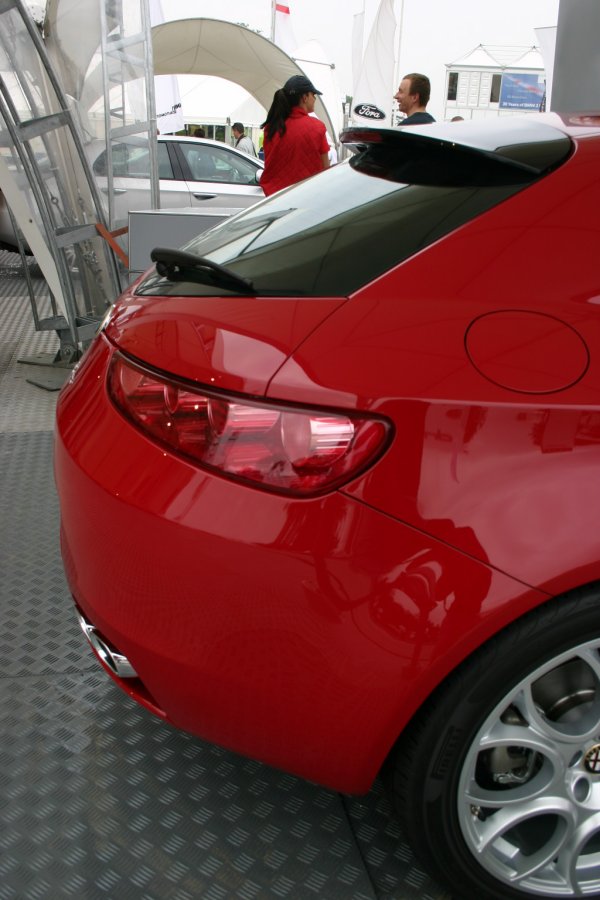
[76,610,138,679]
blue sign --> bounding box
[500,73,545,110]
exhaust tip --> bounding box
[76,610,138,679]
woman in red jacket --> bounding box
[260,74,330,196]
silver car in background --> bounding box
[0,134,264,253]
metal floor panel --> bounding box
[0,257,451,900]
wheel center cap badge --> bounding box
[584,744,600,773]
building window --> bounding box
[447,72,458,101]
[490,74,502,103]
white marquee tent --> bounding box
[151,18,338,141]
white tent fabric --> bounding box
[352,11,365,92]
[175,74,266,126]
[510,47,546,71]
[449,45,545,71]
[449,45,506,69]
[151,18,337,141]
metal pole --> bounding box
[142,0,160,211]
[393,0,405,125]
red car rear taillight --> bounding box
[107,353,391,496]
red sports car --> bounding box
[55,113,600,900]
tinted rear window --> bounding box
[137,128,570,299]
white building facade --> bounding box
[444,45,546,121]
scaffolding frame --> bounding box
[0,0,157,363]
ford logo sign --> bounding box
[353,103,386,120]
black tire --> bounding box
[391,585,600,900]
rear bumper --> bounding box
[55,335,540,793]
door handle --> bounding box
[193,193,218,200]
[101,188,127,195]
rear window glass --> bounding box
[136,130,569,299]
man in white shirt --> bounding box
[232,122,257,157]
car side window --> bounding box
[92,142,174,180]
[210,147,258,184]
[180,143,258,184]
[126,147,151,177]
[179,143,215,181]
[157,143,175,180]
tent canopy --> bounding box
[152,18,338,141]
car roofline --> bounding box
[341,115,574,177]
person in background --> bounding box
[309,113,338,165]
[450,115,464,122]
[232,122,257,157]
[326,138,338,166]
[260,74,330,196]
[193,127,206,138]
[394,74,435,125]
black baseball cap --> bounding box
[283,75,322,96]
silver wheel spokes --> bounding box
[459,641,600,896]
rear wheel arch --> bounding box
[385,580,600,900]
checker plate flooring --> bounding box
[0,252,451,899]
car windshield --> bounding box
[136,127,570,298]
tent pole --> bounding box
[393,0,405,124]
[271,0,276,41]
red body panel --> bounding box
[55,121,600,794]
[104,292,346,395]
[268,134,600,594]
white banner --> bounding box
[155,76,184,134]
[274,2,297,55]
[351,0,397,125]
[150,0,184,134]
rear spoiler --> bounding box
[340,123,572,186]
